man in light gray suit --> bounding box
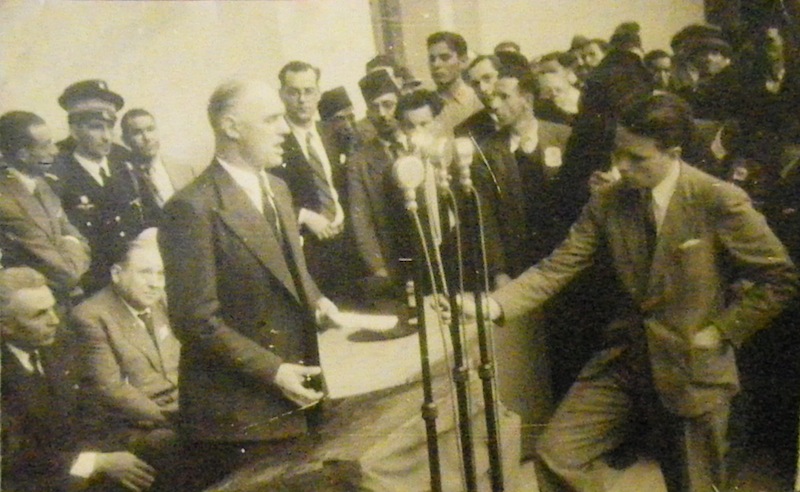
[467,93,797,492]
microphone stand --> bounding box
[396,156,443,492]
[456,137,505,491]
[431,155,478,492]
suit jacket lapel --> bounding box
[105,289,165,373]
[2,174,58,238]
[210,162,301,303]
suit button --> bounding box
[115,216,121,222]
[86,221,92,227]
[267,344,275,350]
[120,231,126,237]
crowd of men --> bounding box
[1,16,799,492]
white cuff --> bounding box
[69,452,97,478]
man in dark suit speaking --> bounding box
[158,79,339,489]
[465,93,797,492]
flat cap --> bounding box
[58,79,124,112]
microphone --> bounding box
[429,137,454,190]
[393,155,425,212]
[453,137,475,189]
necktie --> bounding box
[305,132,337,221]
[641,190,657,264]
[259,173,283,243]
[138,311,167,376]
[99,166,109,186]
[29,350,44,376]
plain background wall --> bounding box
[0,0,376,170]
[1,0,705,170]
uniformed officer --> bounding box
[50,79,157,294]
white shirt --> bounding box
[6,343,43,374]
[650,160,681,234]
[217,157,277,216]
[73,152,111,186]
[146,155,176,203]
[8,168,37,194]
[287,120,344,226]
[509,119,540,154]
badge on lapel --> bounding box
[543,147,563,168]
[76,195,95,211]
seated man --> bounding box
[73,228,179,428]
[0,111,91,303]
[1,267,156,491]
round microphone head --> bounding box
[393,155,426,190]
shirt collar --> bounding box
[6,343,41,373]
[651,160,681,209]
[439,79,473,105]
[73,152,110,181]
[7,167,38,194]
[217,157,269,210]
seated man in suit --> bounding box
[466,93,797,492]
[1,267,156,491]
[73,227,179,429]
[0,111,90,303]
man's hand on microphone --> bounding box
[457,293,503,322]
[274,364,324,407]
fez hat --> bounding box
[359,68,399,103]
[610,22,642,50]
[58,79,124,113]
[319,87,353,120]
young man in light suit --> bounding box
[467,93,797,492]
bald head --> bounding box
[208,79,289,172]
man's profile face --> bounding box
[613,126,677,189]
[280,69,320,126]
[428,41,464,88]
[18,123,57,175]
[112,246,165,311]
[649,57,672,90]
[123,114,160,159]
[695,49,729,78]
[490,77,530,128]
[2,286,59,350]
[233,84,290,170]
[367,92,399,137]
[71,117,115,160]
[467,59,499,107]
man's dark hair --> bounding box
[395,89,444,121]
[644,49,671,68]
[619,93,695,150]
[427,31,468,57]
[120,108,154,139]
[278,61,321,87]
[494,41,521,54]
[467,54,502,73]
[0,111,44,159]
[497,64,537,98]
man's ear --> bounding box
[219,114,239,140]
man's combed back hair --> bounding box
[121,108,154,138]
[497,64,538,98]
[207,80,250,132]
[619,93,695,150]
[427,31,468,57]
[278,61,320,87]
[395,89,444,120]
[0,111,44,159]
[0,267,47,313]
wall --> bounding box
[0,0,376,169]
[396,0,706,88]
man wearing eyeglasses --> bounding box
[272,61,357,301]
